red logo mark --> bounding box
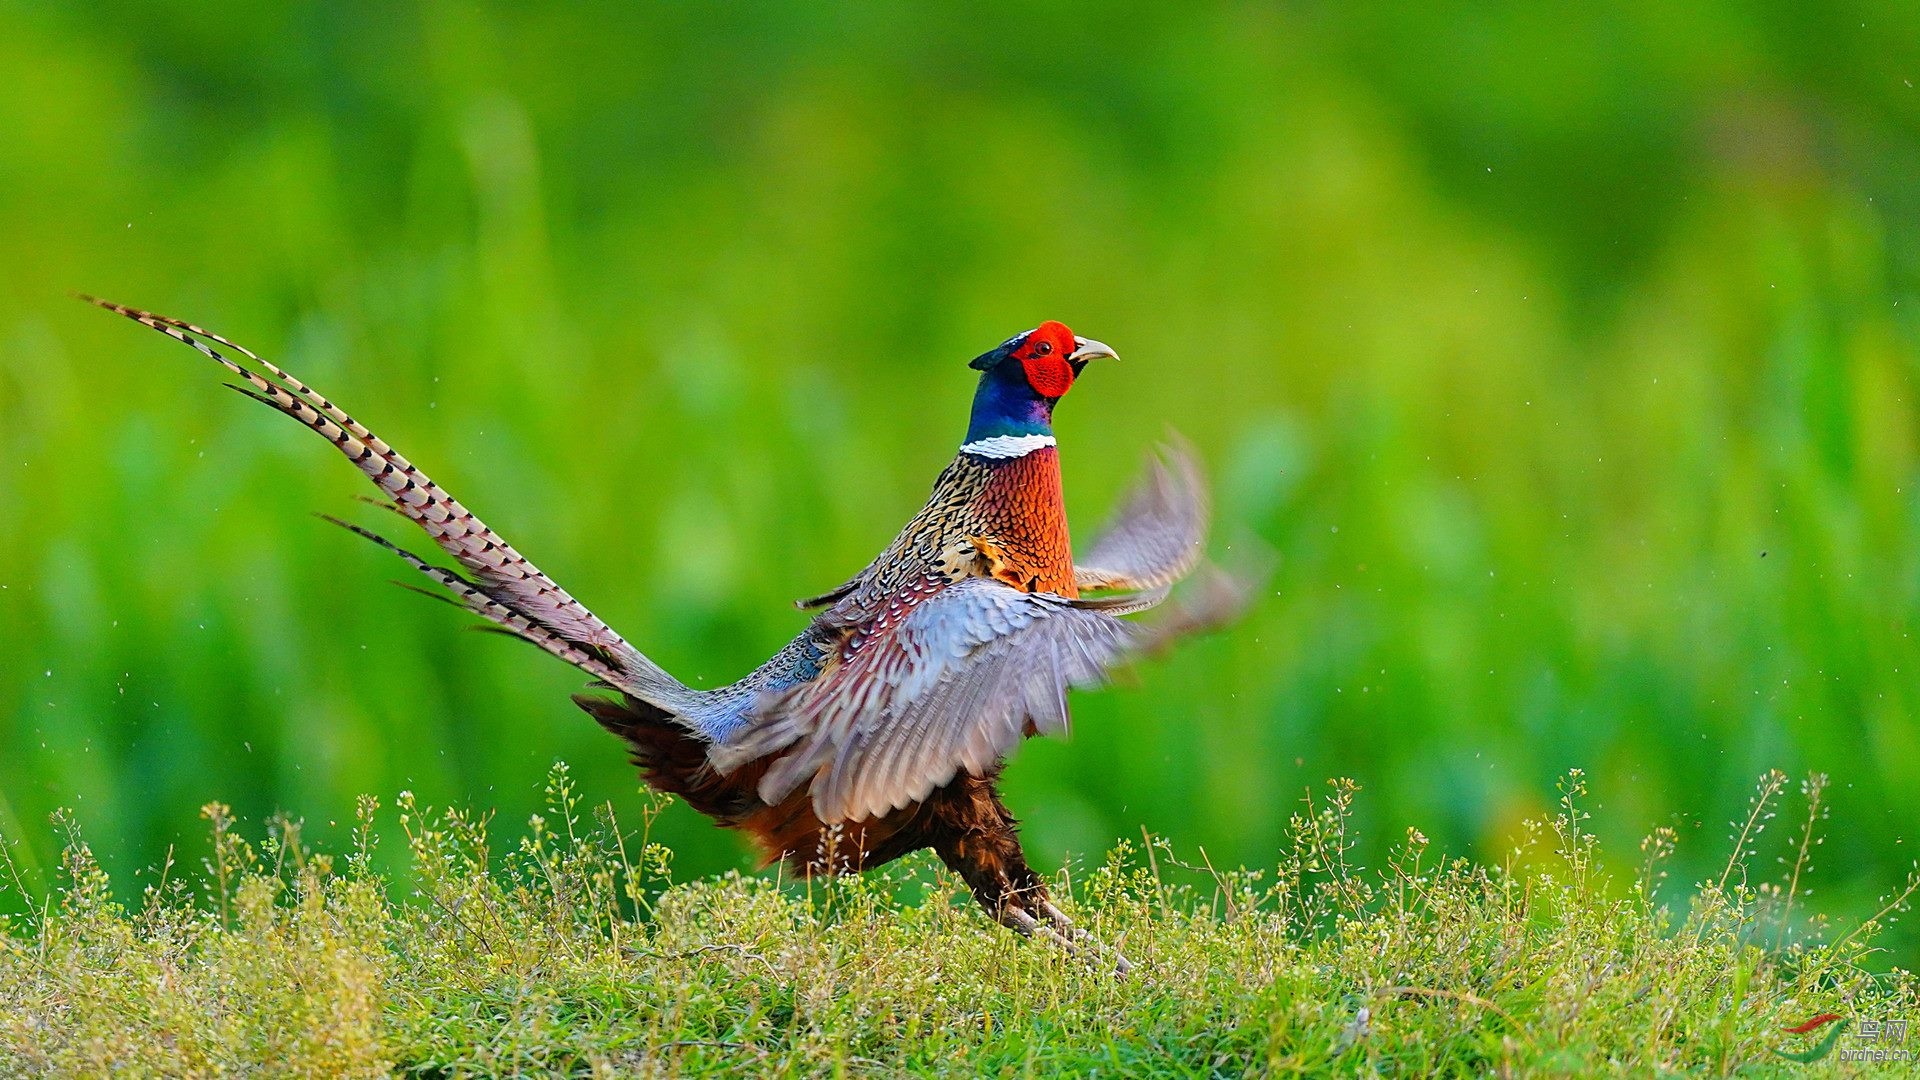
[1782,1013,1844,1036]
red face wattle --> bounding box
[1015,321,1080,399]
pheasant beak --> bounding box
[1068,336,1119,364]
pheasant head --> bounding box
[964,321,1118,447]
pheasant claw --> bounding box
[1040,900,1132,977]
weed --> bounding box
[0,765,1912,1076]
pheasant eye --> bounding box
[1034,340,1053,356]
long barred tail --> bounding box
[85,296,695,713]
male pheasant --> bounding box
[89,301,1226,965]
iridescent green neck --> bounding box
[964,361,1054,444]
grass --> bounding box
[1,766,1913,1077]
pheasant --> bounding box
[88,299,1229,967]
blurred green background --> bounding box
[2,1,1917,944]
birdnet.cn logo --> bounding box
[1774,1012,1910,1065]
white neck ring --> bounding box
[959,433,1056,459]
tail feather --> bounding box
[319,515,634,685]
[87,297,615,643]
[87,296,692,712]
[574,693,764,822]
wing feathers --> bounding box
[741,578,1150,822]
[1074,438,1209,594]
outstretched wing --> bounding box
[716,577,1168,823]
[86,297,692,711]
[1074,439,1209,594]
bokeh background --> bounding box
[2,2,1917,947]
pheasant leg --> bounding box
[925,773,1129,974]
